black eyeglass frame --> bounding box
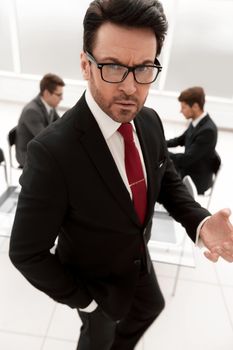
[85,51,162,84]
[52,92,63,98]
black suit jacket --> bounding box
[16,95,59,167]
[166,114,218,194]
[9,94,210,321]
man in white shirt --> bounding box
[166,86,220,194]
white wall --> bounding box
[0,74,232,131]
[0,0,233,130]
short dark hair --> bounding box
[39,73,65,95]
[178,87,205,110]
[83,0,168,56]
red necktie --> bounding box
[118,123,147,225]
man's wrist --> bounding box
[196,216,211,247]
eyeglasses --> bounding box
[52,92,63,98]
[86,51,162,84]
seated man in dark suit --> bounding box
[15,73,65,167]
[166,86,220,194]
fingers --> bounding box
[220,208,232,219]
[223,240,233,253]
[204,246,233,263]
[204,250,219,262]
[221,242,233,262]
[220,253,233,263]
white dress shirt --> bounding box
[191,111,207,128]
[40,96,53,115]
[85,87,147,199]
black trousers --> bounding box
[76,266,165,350]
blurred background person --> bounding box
[15,73,65,167]
[166,86,220,194]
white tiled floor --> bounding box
[0,101,233,349]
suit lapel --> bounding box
[74,96,140,226]
[134,114,157,223]
[193,114,209,134]
[35,95,50,125]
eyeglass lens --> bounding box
[101,64,158,83]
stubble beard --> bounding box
[89,81,146,123]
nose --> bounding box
[118,71,137,95]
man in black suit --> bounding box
[9,1,233,350]
[166,86,220,194]
[15,73,65,167]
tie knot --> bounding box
[118,123,134,142]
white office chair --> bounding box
[201,153,221,209]
[182,175,198,200]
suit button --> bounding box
[134,259,141,266]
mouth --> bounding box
[115,101,137,108]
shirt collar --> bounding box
[85,87,135,140]
[192,112,207,128]
[40,96,53,114]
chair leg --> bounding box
[9,149,12,186]
[4,163,9,187]
[206,189,213,210]
[171,234,186,296]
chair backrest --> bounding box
[0,148,4,163]
[206,158,222,209]
[8,126,17,146]
[182,175,198,200]
[7,126,21,184]
[211,151,221,175]
[199,152,222,209]
[0,147,8,185]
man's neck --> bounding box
[40,96,53,113]
[192,111,207,127]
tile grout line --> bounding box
[157,272,233,288]
[213,264,233,333]
[0,328,44,341]
[0,328,76,343]
[39,302,58,350]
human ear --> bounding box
[80,52,90,80]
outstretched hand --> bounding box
[200,208,233,262]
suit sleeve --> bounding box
[9,139,92,309]
[22,108,47,136]
[166,130,187,148]
[169,128,216,168]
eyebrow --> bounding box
[98,56,155,66]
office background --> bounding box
[0,0,233,129]
[0,1,233,349]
